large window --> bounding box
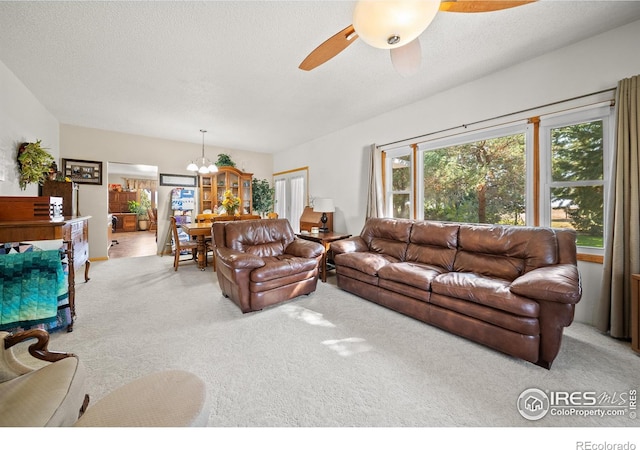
[383,102,612,255]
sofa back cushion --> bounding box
[406,221,459,271]
[220,219,295,257]
[360,218,413,262]
[454,224,558,281]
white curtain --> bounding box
[366,144,385,219]
[597,74,640,339]
[290,176,305,233]
[274,178,287,220]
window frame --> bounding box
[539,105,613,255]
[384,147,414,219]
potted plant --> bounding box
[215,153,236,167]
[252,178,275,218]
[17,140,55,190]
[128,194,151,231]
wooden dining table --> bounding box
[180,215,262,270]
[179,222,213,271]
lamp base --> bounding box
[319,212,329,233]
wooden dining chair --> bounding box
[195,213,217,223]
[147,207,158,241]
[195,214,217,267]
[170,217,199,271]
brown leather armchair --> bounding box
[212,219,324,313]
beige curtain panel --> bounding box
[366,144,385,219]
[597,74,640,339]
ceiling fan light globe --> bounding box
[198,165,209,174]
[186,162,199,172]
[353,0,441,49]
[207,164,218,173]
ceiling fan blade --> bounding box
[299,24,358,71]
[390,38,422,77]
[439,0,537,13]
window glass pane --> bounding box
[392,156,411,191]
[551,120,603,182]
[423,134,525,225]
[392,193,410,218]
[551,185,603,248]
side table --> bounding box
[296,231,351,282]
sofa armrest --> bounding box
[285,239,324,259]
[4,329,74,363]
[215,247,265,270]
[510,264,582,304]
[330,236,368,254]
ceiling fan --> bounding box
[299,0,537,76]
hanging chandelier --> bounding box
[187,129,218,174]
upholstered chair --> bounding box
[0,329,88,426]
[212,219,324,313]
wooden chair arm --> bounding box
[4,329,75,363]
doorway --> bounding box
[108,162,159,258]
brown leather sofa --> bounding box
[331,218,582,369]
[212,219,325,313]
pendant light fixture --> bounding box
[187,129,218,174]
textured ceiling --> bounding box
[1,1,640,153]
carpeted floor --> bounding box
[40,255,639,429]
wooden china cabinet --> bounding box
[199,166,253,215]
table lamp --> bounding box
[313,198,335,233]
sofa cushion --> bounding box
[406,221,459,270]
[334,252,396,276]
[360,218,412,261]
[431,272,540,318]
[250,255,318,283]
[430,293,540,335]
[378,279,430,303]
[377,262,446,290]
[454,224,558,281]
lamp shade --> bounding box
[352,0,441,49]
[314,198,335,213]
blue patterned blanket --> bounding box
[0,249,67,329]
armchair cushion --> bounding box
[251,255,319,283]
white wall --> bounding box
[0,60,59,197]
[273,19,640,326]
[60,124,273,259]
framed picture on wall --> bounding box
[62,158,103,185]
[159,173,198,187]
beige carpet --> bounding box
[35,255,639,431]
